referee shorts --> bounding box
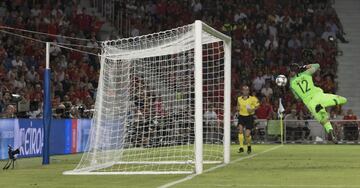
[237,115,254,130]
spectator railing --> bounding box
[231,119,360,144]
[92,0,131,36]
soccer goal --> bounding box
[64,20,231,175]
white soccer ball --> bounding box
[275,75,287,86]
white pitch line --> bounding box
[158,145,283,188]
[213,184,360,187]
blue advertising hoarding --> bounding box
[14,119,44,158]
[77,119,91,153]
[49,119,72,155]
[0,119,92,160]
[0,119,15,159]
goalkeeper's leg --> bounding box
[314,93,347,133]
[312,107,332,133]
[309,93,347,130]
[308,96,340,143]
[320,94,347,108]
[312,108,338,143]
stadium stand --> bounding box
[0,0,346,120]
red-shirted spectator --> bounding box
[0,45,7,61]
[91,18,104,34]
[47,18,58,39]
[69,50,83,62]
[343,109,357,121]
[322,75,336,93]
[156,0,167,16]
[256,97,273,119]
[30,84,43,102]
[343,109,359,140]
[241,47,254,65]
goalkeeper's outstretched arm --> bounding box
[290,63,319,75]
[303,63,320,75]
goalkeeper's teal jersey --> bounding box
[289,71,323,103]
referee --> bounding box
[237,85,259,154]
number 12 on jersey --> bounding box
[297,80,311,94]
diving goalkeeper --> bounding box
[289,63,347,143]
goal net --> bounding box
[64,21,231,175]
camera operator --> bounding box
[84,104,95,118]
[76,105,94,118]
[3,145,20,170]
[27,101,42,118]
[53,103,67,119]
[69,105,81,119]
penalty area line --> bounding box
[157,145,283,188]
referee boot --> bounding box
[238,147,244,153]
[247,146,252,154]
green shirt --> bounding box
[289,64,323,103]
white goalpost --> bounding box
[64,20,231,175]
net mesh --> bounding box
[69,23,227,174]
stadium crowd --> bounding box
[0,0,102,118]
[0,0,351,122]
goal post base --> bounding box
[63,160,223,175]
[63,171,194,175]
[115,161,222,165]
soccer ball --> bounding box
[275,75,287,86]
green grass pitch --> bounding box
[1,145,360,188]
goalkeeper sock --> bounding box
[324,122,333,133]
[238,133,244,148]
[246,135,252,146]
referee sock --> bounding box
[324,122,333,133]
[246,135,252,146]
[238,133,244,148]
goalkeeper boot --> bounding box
[238,147,244,153]
[328,130,338,144]
[247,146,252,154]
